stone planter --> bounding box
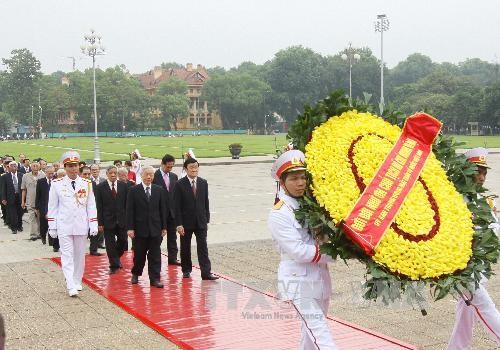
[229,147,242,159]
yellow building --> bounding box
[136,63,223,130]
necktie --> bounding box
[164,173,170,191]
[71,181,76,190]
[191,179,196,196]
[48,179,51,187]
[13,174,18,193]
[146,186,151,200]
[111,182,116,198]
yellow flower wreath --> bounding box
[305,110,474,279]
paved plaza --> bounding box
[1,154,500,349]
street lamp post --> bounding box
[38,90,42,138]
[341,42,361,102]
[81,29,105,163]
[375,14,389,114]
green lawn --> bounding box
[0,134,288,162]
[1,134,499,163]
[451,135,500,148]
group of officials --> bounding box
[1,150,218,298]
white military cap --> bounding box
[185,148,196,160]
[60,151,80,165]
[271,150,306,180]
[464,147,490,168]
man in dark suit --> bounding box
[96,166,128,274]
[127,166,168,288]
[1,162,24,234]
[35,165,59,250]
[174,158,218,280]
[80,166,103,256]
[0,156,13,225]
[153,153,180,266]
[90,163,106,249]
[18,158,30,174]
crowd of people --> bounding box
[0,149,218,297]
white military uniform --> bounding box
[447,148,500,349]
[47,173,97,293]
[268,149,337,350]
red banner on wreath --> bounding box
[342,113,442,255]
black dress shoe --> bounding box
[108,268,119,275]
[182,272,191,278]
[11,230,17,234]
[30,237,39,241]
[202,274,219,281]
[131,275,139,284]
[41,238,46,245]
[53,247,59,252]
[150,280,164,288]
[89,252,102,256]
[168,261,182,266]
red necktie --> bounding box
[111,182,116,198]
[191,179,196,196]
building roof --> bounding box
[135,64,209,91]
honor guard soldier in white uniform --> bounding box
[47,151,98,297]
[447,147,500,349]
[268,150,337,350]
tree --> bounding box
[202,72,270,130]
[480,81,500,129]
[388,53,435,87]
[1,49,42,123]
[156,78,187,95]
[266,46,327,122]
[152,94,189,130]
[160,62,183,69]
[0,111,13,134]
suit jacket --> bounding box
[1,172,23,204]
[174,176,210,230]
[126,183,168,237]
[47,176,97,236]
[35,177,51,217]
[96,181,127,229]
[153,169,178,220]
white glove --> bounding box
[89,230,98,236]
[488,222,500,236]
[48,229,58,238]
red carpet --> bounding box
[51,252,418,349]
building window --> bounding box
[190,118,195,125]
[207,118,212,125]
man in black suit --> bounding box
[153,154,180,266]
[127,166,168,288]
[96,166,128,274]
[174,158,218,280]
[35,165,59,251]
[80,166,103,256]
[1,162,24,234]
[0,156,14,225]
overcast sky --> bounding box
[1,0,499,74]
